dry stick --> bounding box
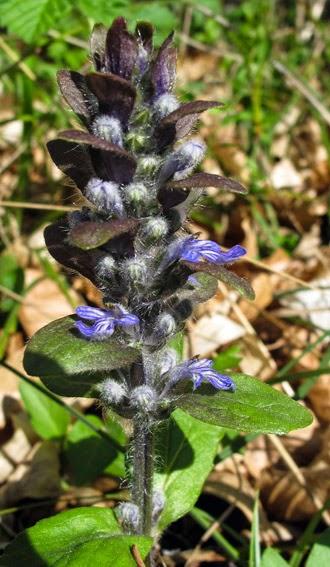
[177,33,242,62]
[272,59,330,126]
[48,29,89,50]
[1,361,125,451]
[218,281,277,374]
[179,4,193,57]
[131,545,146,567]
[243,254,317,290]
[268,434,330,525]
[192,2,230,28]
[0,200,78,212]
[0,37,36,81]
[0,145,27,176]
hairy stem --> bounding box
[132,416,155,536]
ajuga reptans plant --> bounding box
[5,17,311,567]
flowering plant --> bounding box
[3,18,311,566]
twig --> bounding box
[192,2,230,28]
[0,144,27,176]
[179,4,193,57]
[0,200,78,212]
[131,544,146,567]
[243,254,317,290]
[48,29,88,50]
[177,33,242,62]
[268,434,330,525]
[272,59,330,126]
[0,361,125,452]
[0,36,36,81]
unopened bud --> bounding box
[153,94,179,118]
[130,385,158,413]
[117,502,140,533]
[153,313,176,341]
[92,115,123,146]
[98,378,127,406]
[136,155,160,177]
[85,178,125,217]
[97,255,116,279]
[159,139,206,183]
[126,130,147,152]
[124,182,149,216]
[140,217,168,244]
[123,257,148,287]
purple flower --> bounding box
[168,358,235,391]
[75,305,139,340]
[164,236,246,268]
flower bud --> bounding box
[153,94,179,118]
[117,502,140,533]
[85,178,125,217]
[159,139,206,183]
[124,182,149,216]
[152,313,176,342]
[98,378,127,406]
[130,385,158,413]
[96,255,116,279]
[140,217,168,244]
[126,130,147,152]
[136,156,160,177]
[123,257,148,288]
[92,115,123,146]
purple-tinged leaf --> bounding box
[167,172,247,194]
[57,70,98,124]
[105,17,138,80]
[135,21,154,52]
[155,100,219,149]
[182,261,255,300]
[90,24,107,71]
[58,130,137,184]
[70,219,140,250]
[44,219,103,285]
[47,139,94,191]
[86,72,136,126]
[158,172,247,207]
[151,33,177,97]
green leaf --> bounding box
[213,345,242,370]
[0,0,70,44]
[0,254,24,312]
[0,507,152,566]
[176,373,313,434]
[155,408,223,530]
[64,415,125,484]
[182,261,255,300]
[306,527,330,567]
[261,548,289,566]
[19,379,70,440]
[23,315,140,397]
[70,219,139,250]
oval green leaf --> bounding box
[176,373,313,434]
[155,408,224,531]
[23,315,140,397]
[19,379,70,440]
[0,507,152,566]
